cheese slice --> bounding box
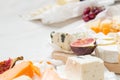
[0,61,41,80]
[88,19,101,33]
[65,55,104,80]
[100,19,112,34]
[95,45,120,63]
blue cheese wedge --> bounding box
[51,32,74,51]
[65,55,104,80]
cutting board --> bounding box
[52,51,120,74]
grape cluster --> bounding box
[82,6,104,22]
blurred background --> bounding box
[0,0,57,60]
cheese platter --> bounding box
[1,0,120,80]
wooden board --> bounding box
[52,51,120,74]
[52,51,76,63]
[104,62,120,74]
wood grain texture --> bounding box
[105,62,120,74]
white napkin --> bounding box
[22,0,117,25]
[23,0,116,24]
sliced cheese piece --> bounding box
[88,19,101,33]
[13,75,32,80]
[100,19,112,35]
[65,55,104,80]
[41,69,63,80]
[0,61,41,80]
[95,45,120,63]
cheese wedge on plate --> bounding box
[95,44,120,63]
[95,36,120,63]
[95,33,120,73]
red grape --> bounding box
[82,14,90,22]
[92,6,97,12]
[82,6,104,22]
[83,7,90,15]
[94,9,100,15]
[89,12,95,19]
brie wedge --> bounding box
[95,45,120,63]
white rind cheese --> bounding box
[65,55,104,80]
[96,39,116,46]
[95,45,120,63]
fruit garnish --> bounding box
[70,38,96,55]
[82,6,104,22]
[83,7,90,15]
[0,56,23,74]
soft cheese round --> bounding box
[95,45,120,63]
